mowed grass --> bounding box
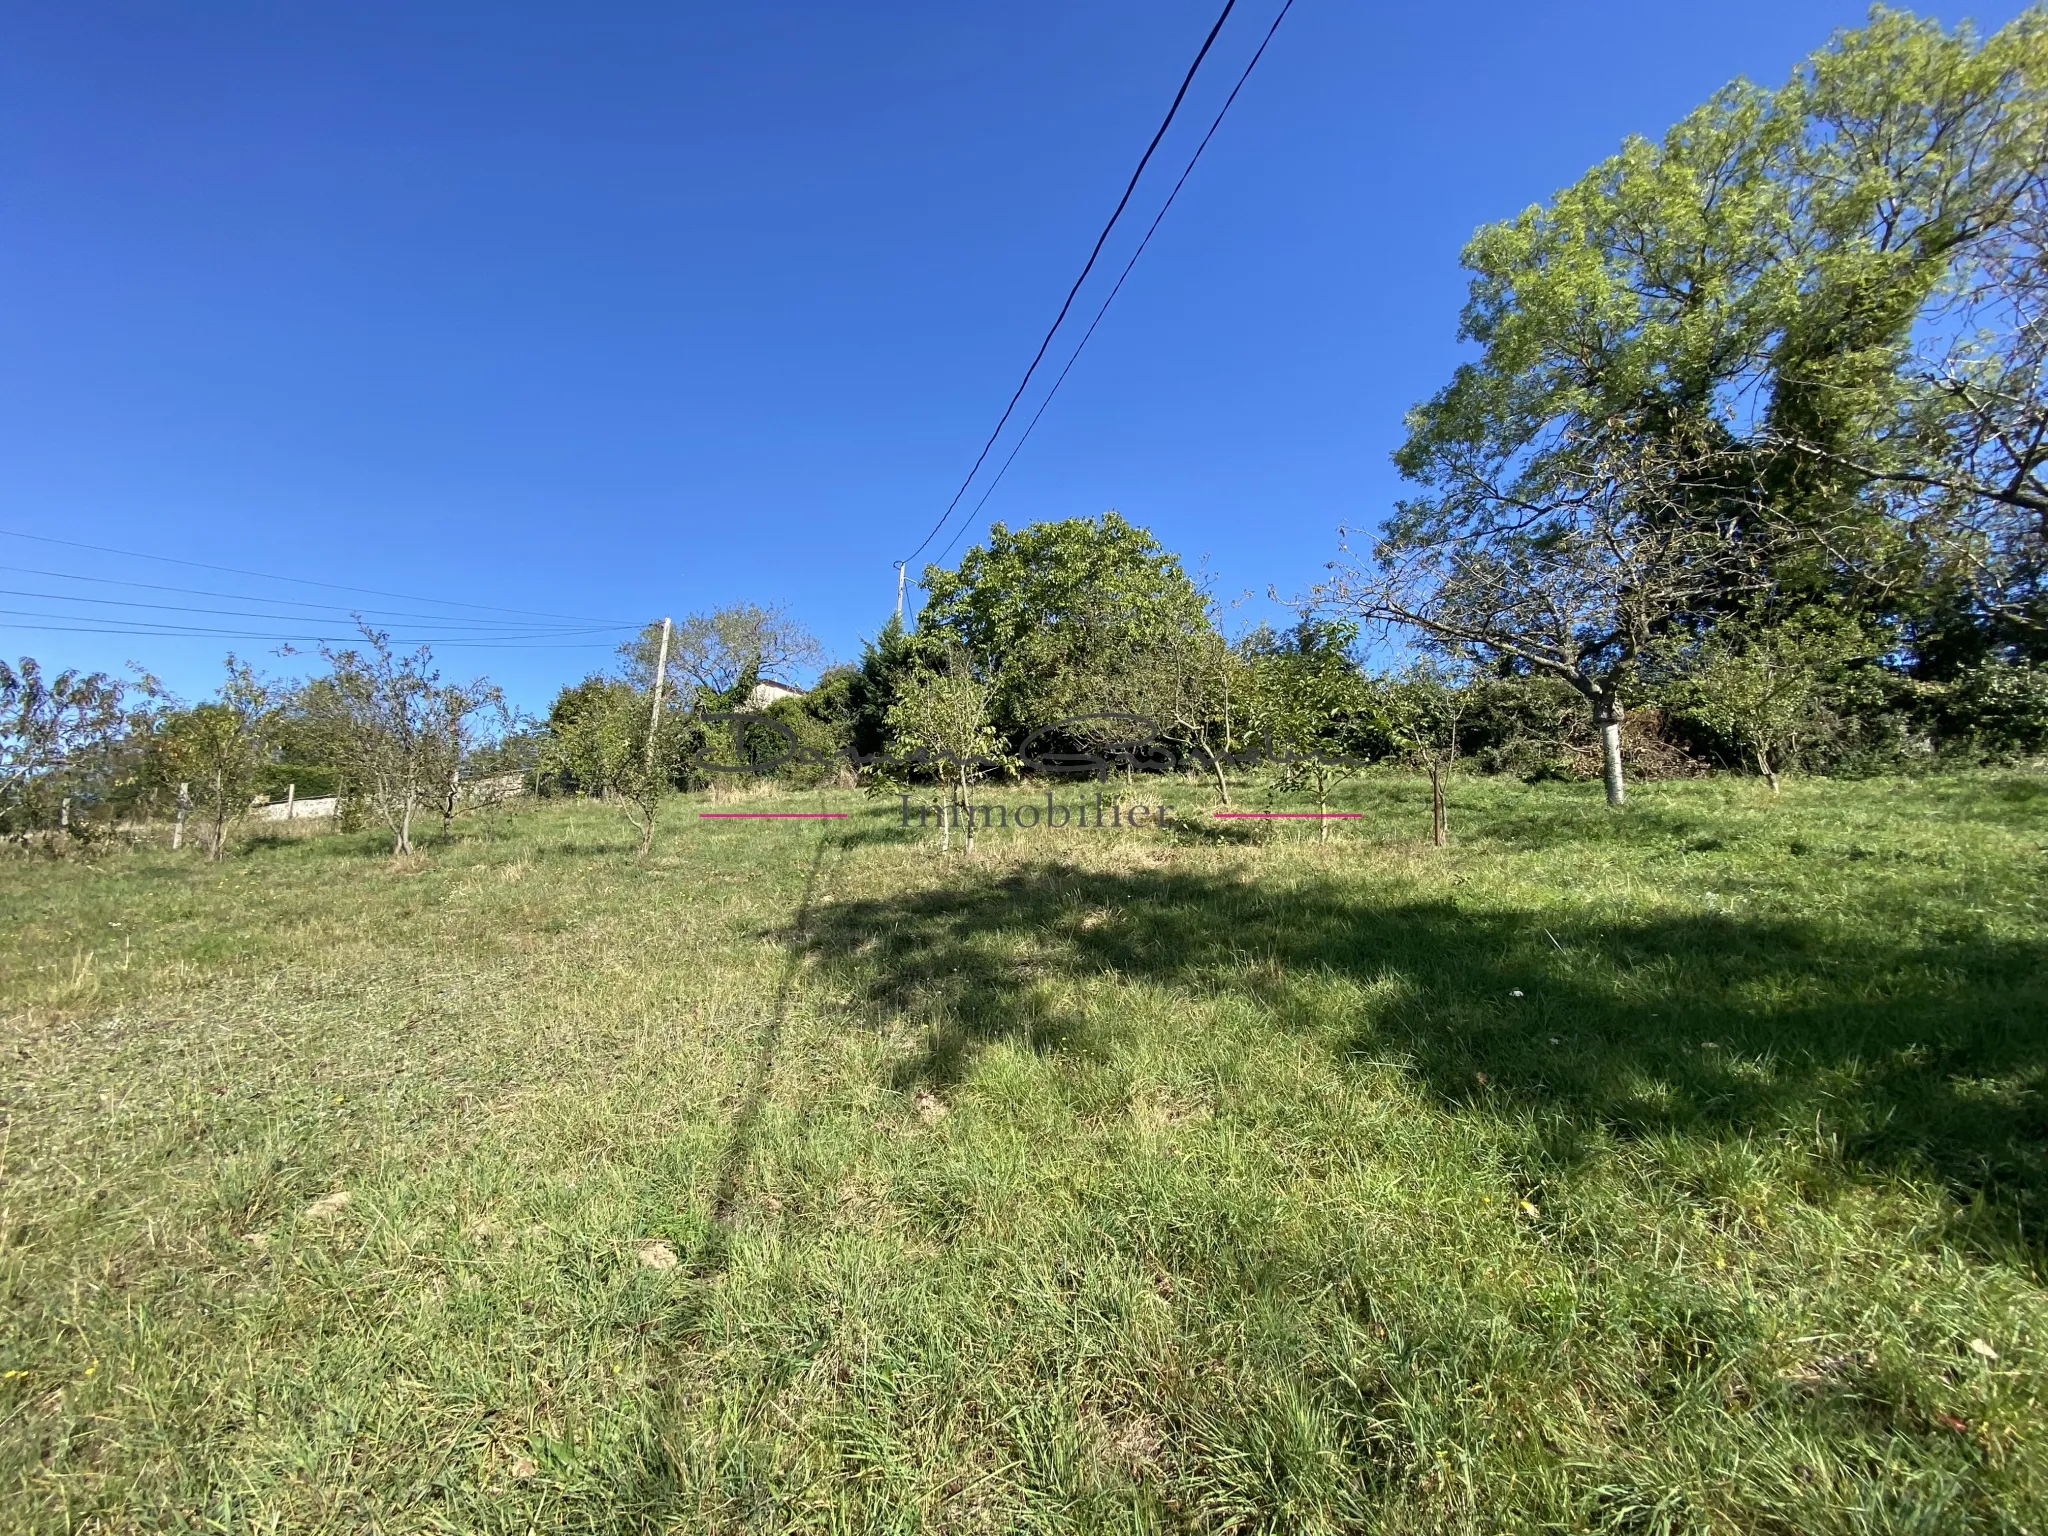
[2,770,2045,1533]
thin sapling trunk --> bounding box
[209,768,227,861]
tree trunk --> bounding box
[1317,770,1329,845]
[959,769,975,855]
[1429,760,1447,846]
[1594,695,1626,808]
[209,769,226,861]
[395,795,414,855]
[442,762,460,833]
[940,792,953,854]
[638,806,656,856]
[1758,747,1780,794]
[1197,735,1231,806]
[172,781,189,850]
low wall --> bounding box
[252,796,337,821]
[248,774,526,823]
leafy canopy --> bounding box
[919,512,1216,738]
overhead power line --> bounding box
[0,616,625,648]
[0,562,624,631]
[934,0,1297,566]
[0,527,630,627]
[0,582,623,635]
[899,0,1242,568]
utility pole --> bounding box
[646,616,672,773]
[894,563,906,623]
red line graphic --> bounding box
[1212,811,1362,819]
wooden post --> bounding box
[285,782,296,821]
[173,782,189,850]
[646,616,671,773]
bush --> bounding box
[763,691,854,789]
[1939,660,2048,760]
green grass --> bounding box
[2,771,2045,1532]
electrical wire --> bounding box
[898,0,1241,567]
[0,527,630,626]
[932,0,1297,568]
[0,584,627,635]
[0,615,625,648]
[0,562,627,631]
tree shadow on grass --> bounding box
[684,832,842,1282]
[801,859,2048,1261]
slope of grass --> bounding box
[2,771,2045,1533]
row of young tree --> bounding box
[536,495,2044,860]
[842,512,2043,836]
[13,487,2042,862]
[0,630,512,858]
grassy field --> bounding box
[2,770,2045,1533]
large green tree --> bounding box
[1324,7,2048,804]
[842,616,940,763]
[918,512,1217,745]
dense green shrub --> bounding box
[1938,660,2048,760]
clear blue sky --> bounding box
[1,1,2029,709]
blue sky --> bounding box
[1,1,2030,709]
